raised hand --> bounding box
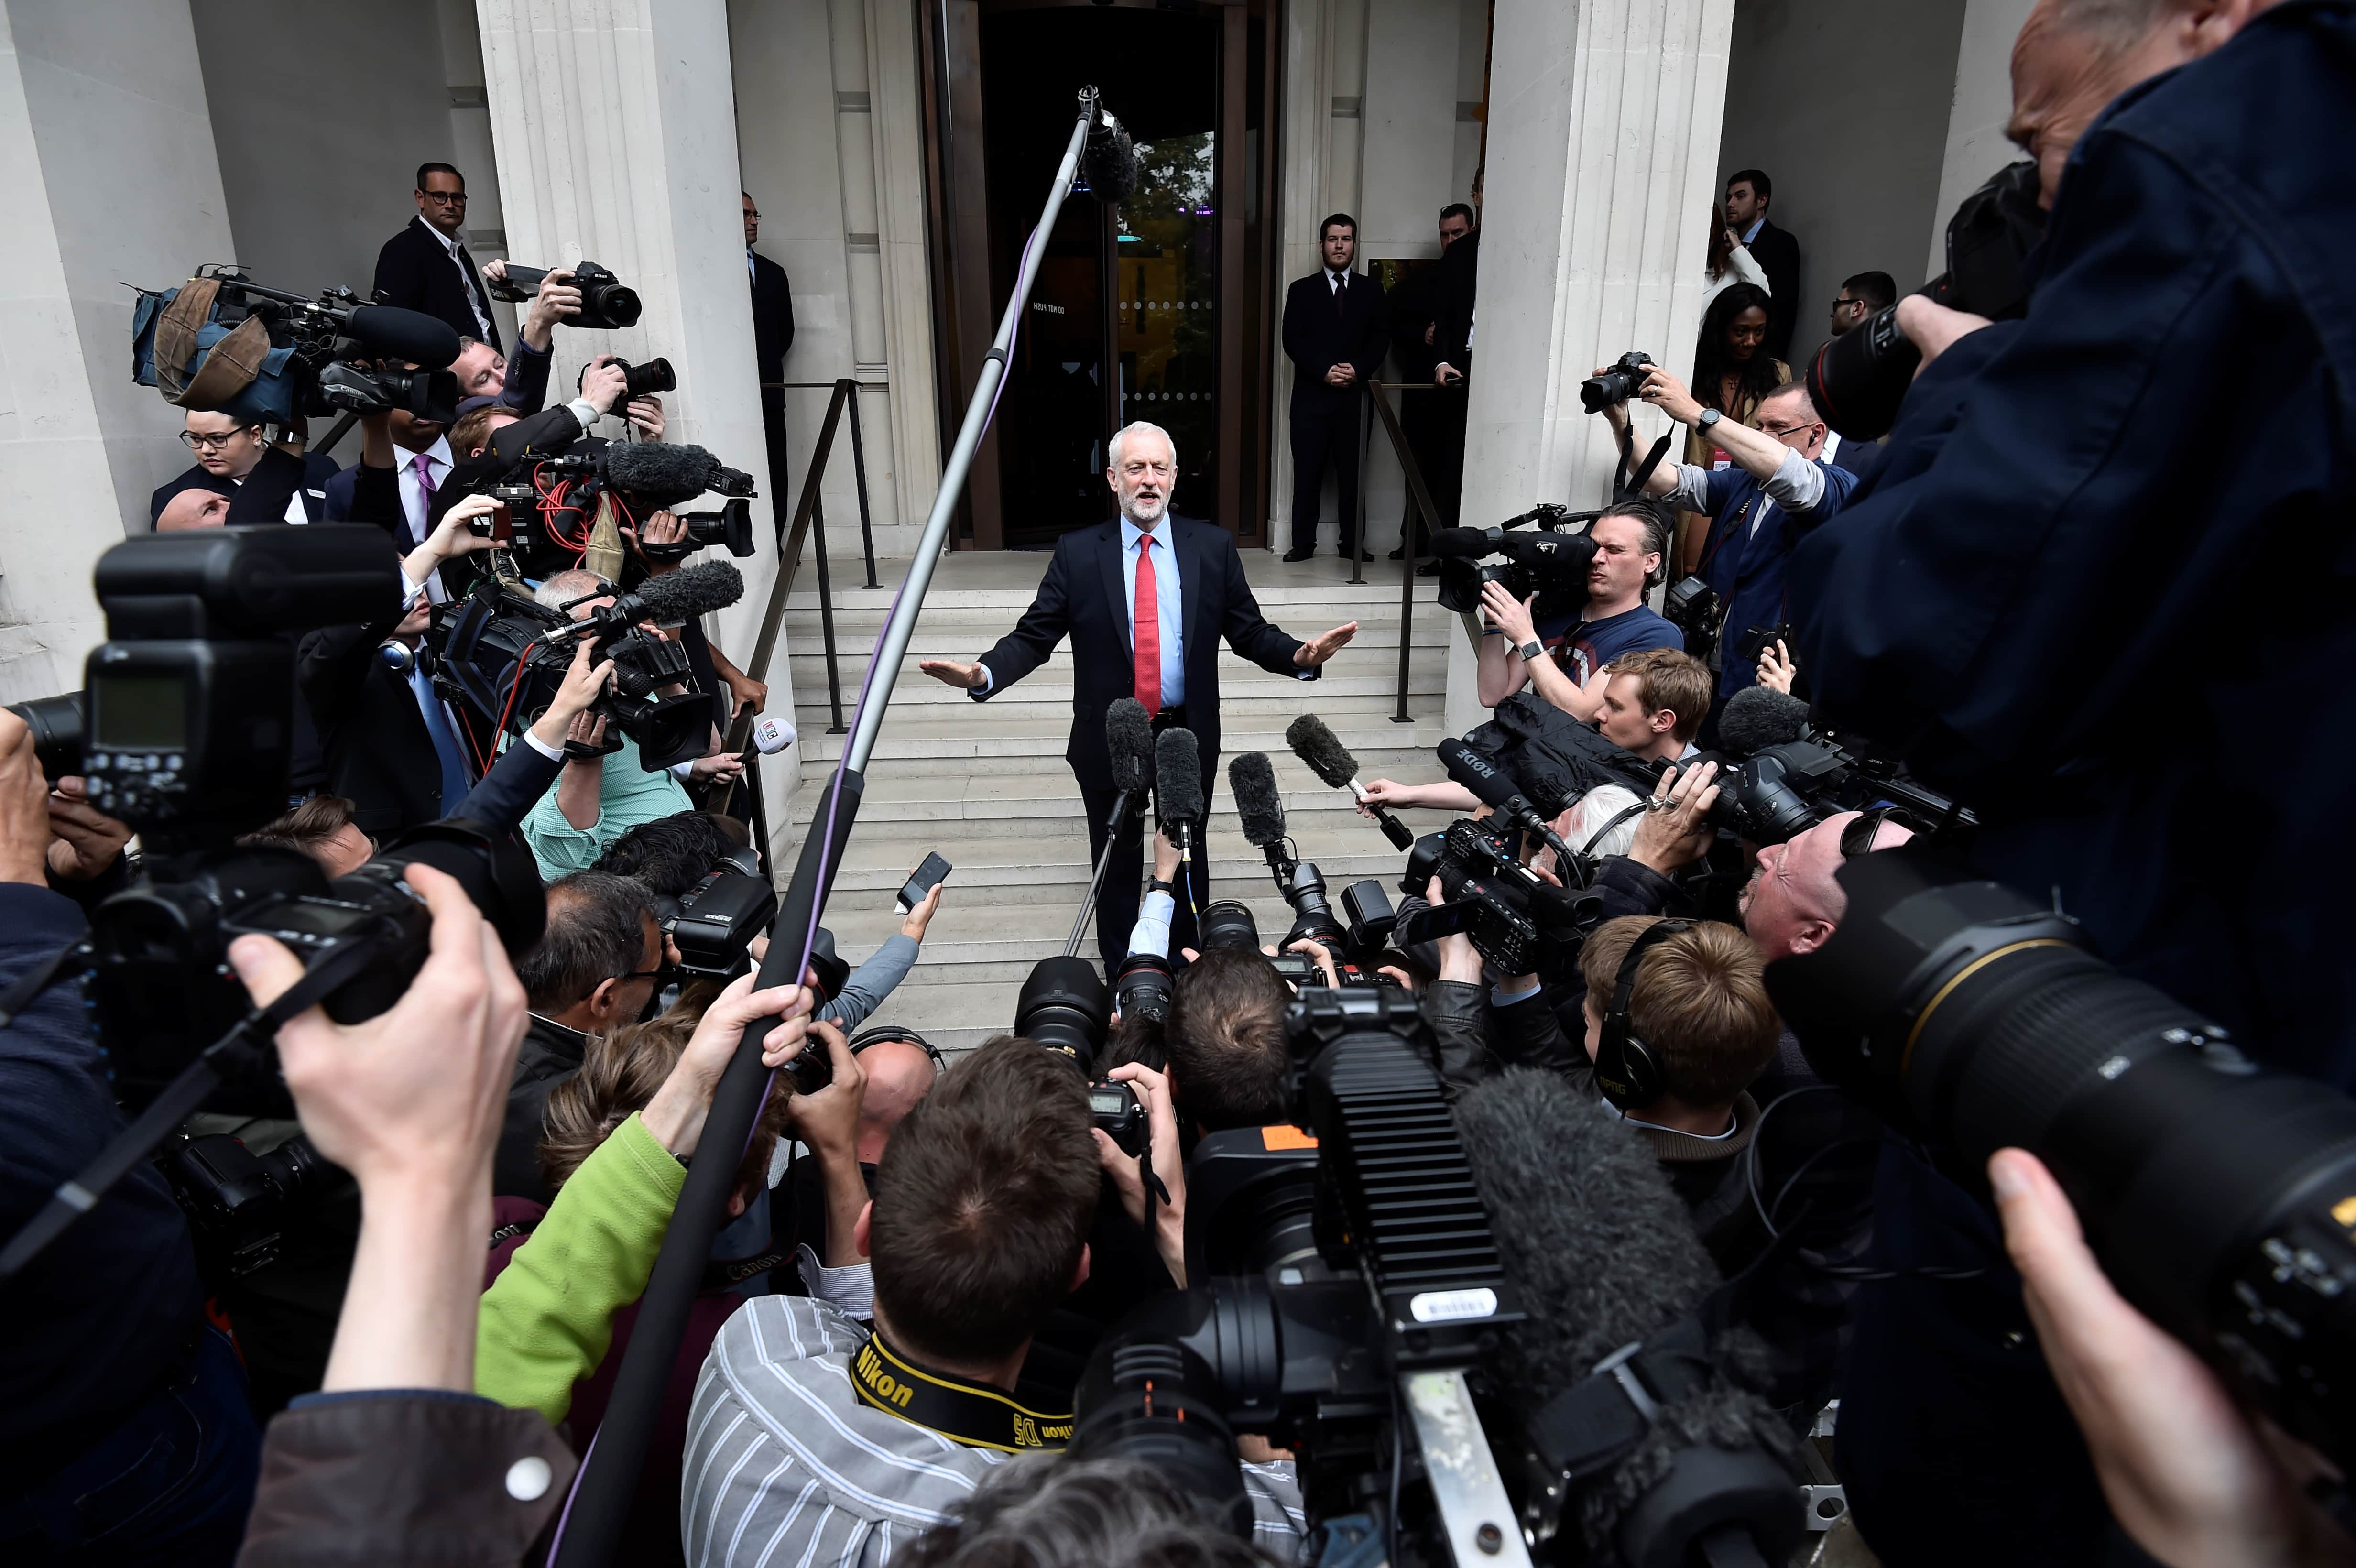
[918,658,987,690]
[1292,621,1360,668]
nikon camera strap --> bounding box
[849,1329,1075,1453]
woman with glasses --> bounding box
[147,406,338,527]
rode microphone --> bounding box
[1716,686,1814,759]
[1286,713,1413,850]
[1153,725,1203,880]
[345,304,463,369]
[1438,738,1578,866]
[1456,1068,1805,1565]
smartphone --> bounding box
[896,852,952,916]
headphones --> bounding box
[848,1023,946,1077]
[1593,918,1694,1110]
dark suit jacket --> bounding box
[1283,270,1389,420]
[1434,229,1481,369]
[750,252,796,387]
[371,216,501,353]
[1387,262,1442,383]
[1746,218,1801,360]
[450,738,564,840]
[149,448,339,526]
[972,515,1312,791]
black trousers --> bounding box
[1080,709,1217,974]
[760,388,791,533]
[1288,400,1362,555]
[1398,382,1468,553]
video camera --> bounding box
[133,265,463,427]
[1806,159,2044,440]
[1711,687,1975,847]
[1771,848,2356,1480]
[465,429,760,583]
[486,260,644,331]
[1429,504,1601,618]
[1073,989,1802,1564]
[425,561,746,774]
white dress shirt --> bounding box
[421,220,494,341]
[396,437,455,599]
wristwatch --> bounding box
[1696,407,1722,432]
[1146,876,1177,897]
[1518,639,1547,664]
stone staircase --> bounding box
[771,547,1462,1052]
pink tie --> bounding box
[409,452,438,547]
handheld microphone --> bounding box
[1457,1069,1805,1566]
[752,715,796,755]
[1227,751,1288,875]
[1079,94,1140,203]
[1285,713,1413,850]
[1438,738,1578,866]
[1105,697,1156,802]
[1153,726,1203,880]
[1716,686,1814,759]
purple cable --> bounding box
[979,222,1043,434]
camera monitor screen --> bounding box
[91,675,187,749]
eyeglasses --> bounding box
[1759,420,1823,441]
[610,966,665,987]
[421,189,468,205]
[179,428,255,449]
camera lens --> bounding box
[1015,955,1109,1074]
[5,691,85,781]
[1198,900,1261,952]
[1113,951,1175,1025]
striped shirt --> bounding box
[684,1296,1307,1565]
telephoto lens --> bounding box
[1015,955,1111,1075]
[1768,847,2356,1474]
[1113,951,1176,1026]
[1197,900,1262,952]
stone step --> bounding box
[818,895,1313,983]
[791,705,1450,765]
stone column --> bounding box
[1924,0,2034,278]
[475,0,801,823]
[0,0,237,704]
[1446,0,1734,734]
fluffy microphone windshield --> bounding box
[1284,713,1360,791]
[632,559,745,623]
[1154,728,1202,826]
[1228,752,1286,849]
[1716,686,1812,760]
[347,304,461,369]
[602,442,725,511]
[1105,697,1156,795]
[1081,112,1139,203]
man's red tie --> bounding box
[1133,535,1162,719]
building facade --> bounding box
[0,0,2031,754]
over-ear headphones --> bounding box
[848,1023,946,1077]
[1594,918,1694,1110]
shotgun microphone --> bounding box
[1437,737,1578,866]
[1079,93,1140,203]
[1285,712,1413,849]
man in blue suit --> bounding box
[921,422,1359,969]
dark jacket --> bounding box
[1790,0,2356,1084]
[451,739,565,841]
[1433,229,1480,369]
[1745,218,1800,361]
[371,215,501,353]
[971,515,1311,792]
[236,1391,572,1567]
[750,252,796,387]
[494,1014,594,1203]
[0,885,204,1473]
[149,447,339,526]
[1282,269,1389,417]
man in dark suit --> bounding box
[1281,214,1390,561]
[371,162,501,354]
[919,423,1359,969]
[745,192,797,523]
[1725,169,1800,362]
[149,409,338,526]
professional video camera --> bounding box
[1769,847,2356,1480]
[1806,159,2044,440]
[1227,752,1397,983]
[486,261,644,330]
[471,433,761,582]
[1428,504,1600,617]
[0,528,545,1282]
[425,559,746,773]
[1709,687,1975,846]
[133,264,463,426]
[1073,989,1804,1564]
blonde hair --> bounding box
[1579,916,1780,1105]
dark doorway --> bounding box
[922,0,1275,549]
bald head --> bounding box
[853,1039,940,1165]
[157,489,230,532]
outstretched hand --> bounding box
[919,659,987,691]
[1293,621,1360,669]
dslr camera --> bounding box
[1579,349,1656,413]
[487,261,644,331]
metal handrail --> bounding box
[1365,380,1444,724]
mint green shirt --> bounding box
[521,731,694,880]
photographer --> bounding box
[0,712,262,1566]
[471,260,589,416]
[1472,498,1680,715]
[521,569,742,880]
[1607,368,1856,722]
[684,1037,1307,1566]
[474,977,814,1567]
